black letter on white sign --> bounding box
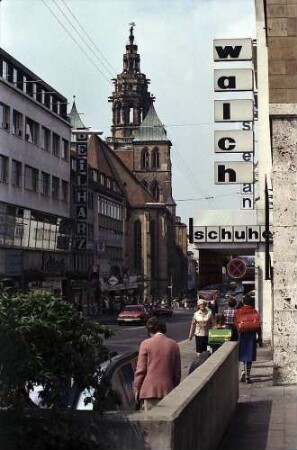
[215,46,242,59]
[217,76,236,89]
[218,165,236,182]
[223,103,231,120]
[218,137,236,151]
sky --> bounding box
[0,0,256,224]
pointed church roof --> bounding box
[68,100,86,129]
[133,104,170,143]
[165,192,176,207]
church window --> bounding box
[152,181,160,201]
[152,147,160,169]
[150,220,156,277]
[116,103,121,125]
[129,106,134,124]
[133,220,142,272]
[141,148,149,169]
[129,59,134,71]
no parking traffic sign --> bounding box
[227,258,247,279]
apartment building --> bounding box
[0,48,71,294]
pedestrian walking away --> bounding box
[234,295,262,384]
[188,299,214,355]
[223,296,238,341]
[133,317,181,412]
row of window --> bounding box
[0,202,70,250]
[91,168,122,194]
[0,154,69,202]
[141,147,160,169]
[1,57,67,119]
[99,227,123,245]
[98,215,124,233]
[98,195,123,220]
[71,158,122,195]
[0,102,69,160]
[114,103,141,126]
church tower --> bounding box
[108,24,155,146]
[133,103,175,214]
[107,25,175,213]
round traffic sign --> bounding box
[227,258,247,279]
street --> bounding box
[102,309,194,354]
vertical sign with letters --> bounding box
[213,38,255,204]
[75,133,88,250]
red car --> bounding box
[117,304,150,326]
[152,304,173,317]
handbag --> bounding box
[208,328,232,345]
[235,311,260,333]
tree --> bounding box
[0,286,113,411]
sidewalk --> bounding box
[178,340,297,450]
[217,344,297,450]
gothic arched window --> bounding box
[150,219,156,277]
[151,181,160,201]
[133,220,142,272]
[128,104,134,124]
[116,102,121,125]
[152,147,160,169]
[141,147,149,169]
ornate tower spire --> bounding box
[108,25,155,144]
[123,22,140,73]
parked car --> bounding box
[117,304,150,326]
[152,304,173,317]
[29,350,138,411]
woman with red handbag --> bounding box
[234,296,262,384]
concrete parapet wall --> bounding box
[0,342,239,450]
[93,341,239,450]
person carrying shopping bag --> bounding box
[234,295,262,384]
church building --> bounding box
[106,25,188,300]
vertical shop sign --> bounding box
[75,133,88,250]
[213,38,255,207]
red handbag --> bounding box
[235,310,260,333]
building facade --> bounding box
[266,0,297,384]
[0,48,71,295]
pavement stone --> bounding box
[217,343,297,450]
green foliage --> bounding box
[0,285,113,411]
[0,410,110,450]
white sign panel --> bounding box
[214,69,253,91]
[214,130,254,153]
[214,99,254,122]
[193,225,273,243]
[214,162,254,184]
[213,38,253,61]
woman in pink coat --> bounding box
[134,317,181,411]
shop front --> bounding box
[100,275,143,313]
